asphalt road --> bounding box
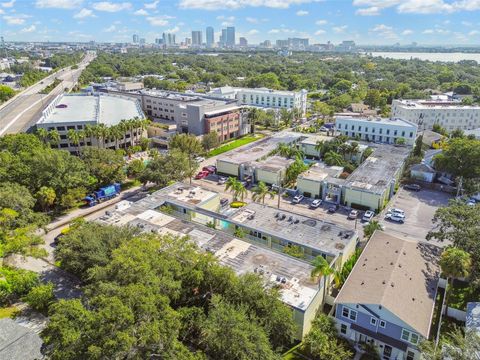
[0,53,95,136]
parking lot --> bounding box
[379,187,452,245]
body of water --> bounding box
[367,52,480,63]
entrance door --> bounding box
[383,345,392,359]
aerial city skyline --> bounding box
[2,0,480,45]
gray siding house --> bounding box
[334,232,441,360]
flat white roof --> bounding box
[394,99,480,110]
[38,93,144,126]
[336,116,417,128]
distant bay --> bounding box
[367,52,480,63]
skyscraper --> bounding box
[132,34,139,43]
[220,29,227,46]
[226,26,235,46]
[192,31,202,46]
[239,37,247,46]
[206,26,214,47]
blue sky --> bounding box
[2,0,480,45]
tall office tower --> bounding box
[162,32,167,45]
[221,28,227,46]
[206,26,214,47]
[132,34,139,43]
[167,33,175,45]
[239,37,247,46]
[226,26,235,46]
[139,38,146,45]
[185,37,191,46]
[192,31,202,46]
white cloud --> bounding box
[247,29,259,35]
[398,0,454,14]
[1,0,15,8]
[268,29,280,34]
[35,0,82,8]
[402,29,413,35]
[371,24,393,32]
[315,29,326,35]
[354,0,480,15]
[3,14,30,25]
[356,6,380,15]
[461,21,473,26]
[333,25,347,33]
[92,2,131,12]
[296,10,308,16]
[20,25,36,33]
[144,0,158,9]
[423,27,450,34]
[74,8,94,19]
[469,30,480,35]
[178,0,321,10]
[423,29,434,34]
[246,17,258,23]
[217,15,235,26]
[165,25,180,33]
[0,8,3,13]
[103,25,116,32]
[370,24,398,39]
[134,8,148,15]
[315,19,327,25]
[146,16,173,26]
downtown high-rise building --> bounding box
[206,26,214,47]
[226,26,235,46]
[239,37,247,46]
[220,28,227,45]
[132,34,139,43]
[192,30,203,46]
[161,32,176,46]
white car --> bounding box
[217,176,228,185]
[292,195,304,204]
[387,208,405,216]
[310,199,322,208]
[362,210,375,222]
[385,213,405,223]
[195,156,205,163]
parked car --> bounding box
[292,194,304,204]
[385,213,405,223]
[362,210,375,222]
[348,210,359,220]
[327,205,338,213]
[195,156,205,163]
[220,198,229,207]
[387,208,405,217]
[203,165,217,174]
[319,126,328,132]
[466,199,476,206]
[310,199,322,208]
[271,184,281,192]
[194,170,209,179]
[404,184,421,191]
[217,176,228,185]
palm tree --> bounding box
[439,247,471,317]
[225,177,247,202]
[67,129,81,155]
[247,108,261,134]
[314,140,326,157]
[276,143,292,158]
[36,128,49,145]
[48,129,60,148]
[324,151,344,167]
[96,123,108,148]
[279,108,293,128]
[251,181,274,205]
[118,120,128,148]
[311,256,340,306]
[363,220,382,240]
[84,124,95,147]
[110,125,122,150]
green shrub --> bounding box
[230,201,246,208]
[23,283,55,312]
[0,267,39,305]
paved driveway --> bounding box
[379,187,452,245]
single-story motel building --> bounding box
[297,144,410,212]
[97,182,359,339]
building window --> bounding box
[342,307,357,322]
[406,351,415,360]
[401,329,419,345]
[370,318,377,326]
[340,324,347,334]
[358,126,362,131]
[379,320,386,328]
[410,132,413,138]
[351,125,354,130]
[379,128,383,134]
[386,129,390,135]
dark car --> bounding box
[327,205,338,213]
[404,184,421,191]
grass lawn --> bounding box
[0,305,19,319]
[208,134,264,157]
[448,279,480,311]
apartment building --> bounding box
[335,116,418,146]
[335,231,441,360]
[115,89,248,141]
[391,99,480,131]
[36,93,145,152]
[209,86,308,115]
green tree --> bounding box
[80,147,126,186]
[324,151,345,166]
[36,127,50,145]
[251,181,274,205]
[59,187,86,209]
[23,282,55,312]
[0,84,15,103]
[363,220,382,240]
[310,256,339,306]
[202,131,220,151]
[67,129,81,155]
[169,133,203,184]
[285,157,308,184]
[225,177,247,201]
[139,149,191,187]
[48,129,61,147]
[126,159,146,178]
[302,313,353,360]
[439,247,471,316]
[413,134,424,157]
[35,186,56,211]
